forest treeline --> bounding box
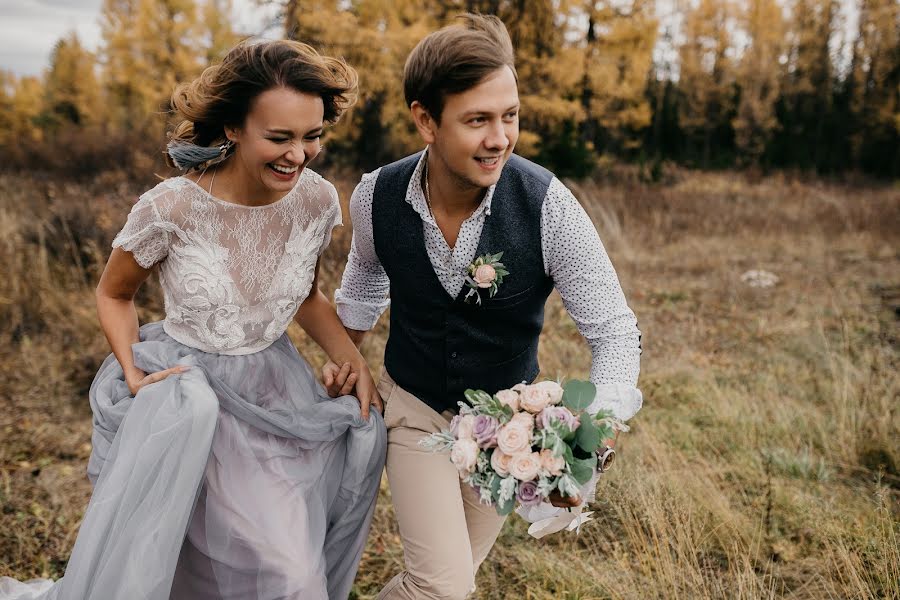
[1,0,897,178]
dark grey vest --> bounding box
[372,152,554,414]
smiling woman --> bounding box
[0,39,387,600]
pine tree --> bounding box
[732,0,786,166]
[678,0,736,167]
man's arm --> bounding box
[541,178,643,422]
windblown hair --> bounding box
[403,13,516,123]
[166,39,358,169]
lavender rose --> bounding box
[472,415,500,449]
[516,480,542,506]
[537,406,580,433]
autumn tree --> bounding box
[0,74,45,146]
[678,0,736,167]
[845,0,900,174]
[44,32,101,129]
[578,0,657,157]
[202,0,243,63]
[772,0,839,169]
[732,0,786,165]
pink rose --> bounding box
[497,420,532,455]
[473,264,496,288]
[539,448,566,476]
[512,383,527,393]
[536,406,580,433]
[450,438,479,475]
[495,389,520,411]
[510,411,535,433]
[452,414,475,440]
[520,385,551,414]
[509,452,542,481]
[490,448,513,476]
[533,381,564,405]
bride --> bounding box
[0,39,386,599]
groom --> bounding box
[326,13,642,600]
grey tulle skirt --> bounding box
[0,322,387,600]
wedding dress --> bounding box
[0,170,387,599]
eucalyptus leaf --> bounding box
[496,496,516,516]
[575,418,601,453]
[570,456,597,485]
[563,380,596,412]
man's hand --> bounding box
[322,361,358,398]
[321,360,384,420]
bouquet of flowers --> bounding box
[421,379,625,517]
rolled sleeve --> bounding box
[542,178,642,420]
[334,169,391,331]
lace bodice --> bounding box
[112,170,341,355]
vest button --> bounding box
[451,351,458,358]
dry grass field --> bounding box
[0,167,897,599]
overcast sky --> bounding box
[1,1,859,79]
[0,0,280,76]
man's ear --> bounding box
[410,101,437,145]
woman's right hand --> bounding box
[126,366,190,396]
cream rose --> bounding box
[473,264,496,288]
[456,414,476,440]
[510,411,535,432]
[450,438,479,475]
[520,385,552,414]
[533,380,564,405]
[496,420,532,455]
[495,389,520,412]
[539,448,566,476]
[490,448,513,476]
[509,452,542,481]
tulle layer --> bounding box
[1,322,386,600]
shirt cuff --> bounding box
[587,383,643,421]
[334,288,390,331]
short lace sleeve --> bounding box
[112,194,172,268]
[316,181,343,256]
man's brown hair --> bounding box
[403,13,516,123]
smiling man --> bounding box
[329,14,643,600]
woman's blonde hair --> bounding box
[166,40,358,169]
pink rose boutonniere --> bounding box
[464,252,509,305]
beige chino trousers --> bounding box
[375,370,507,600]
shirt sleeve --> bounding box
[334,169,391,331]
[541,178,643,421]
[317,181,343,256]
[111,194,172,269]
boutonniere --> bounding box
[464,252,509,305]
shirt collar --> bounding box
[405,147,496,219]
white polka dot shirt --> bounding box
[335,151,643,420]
